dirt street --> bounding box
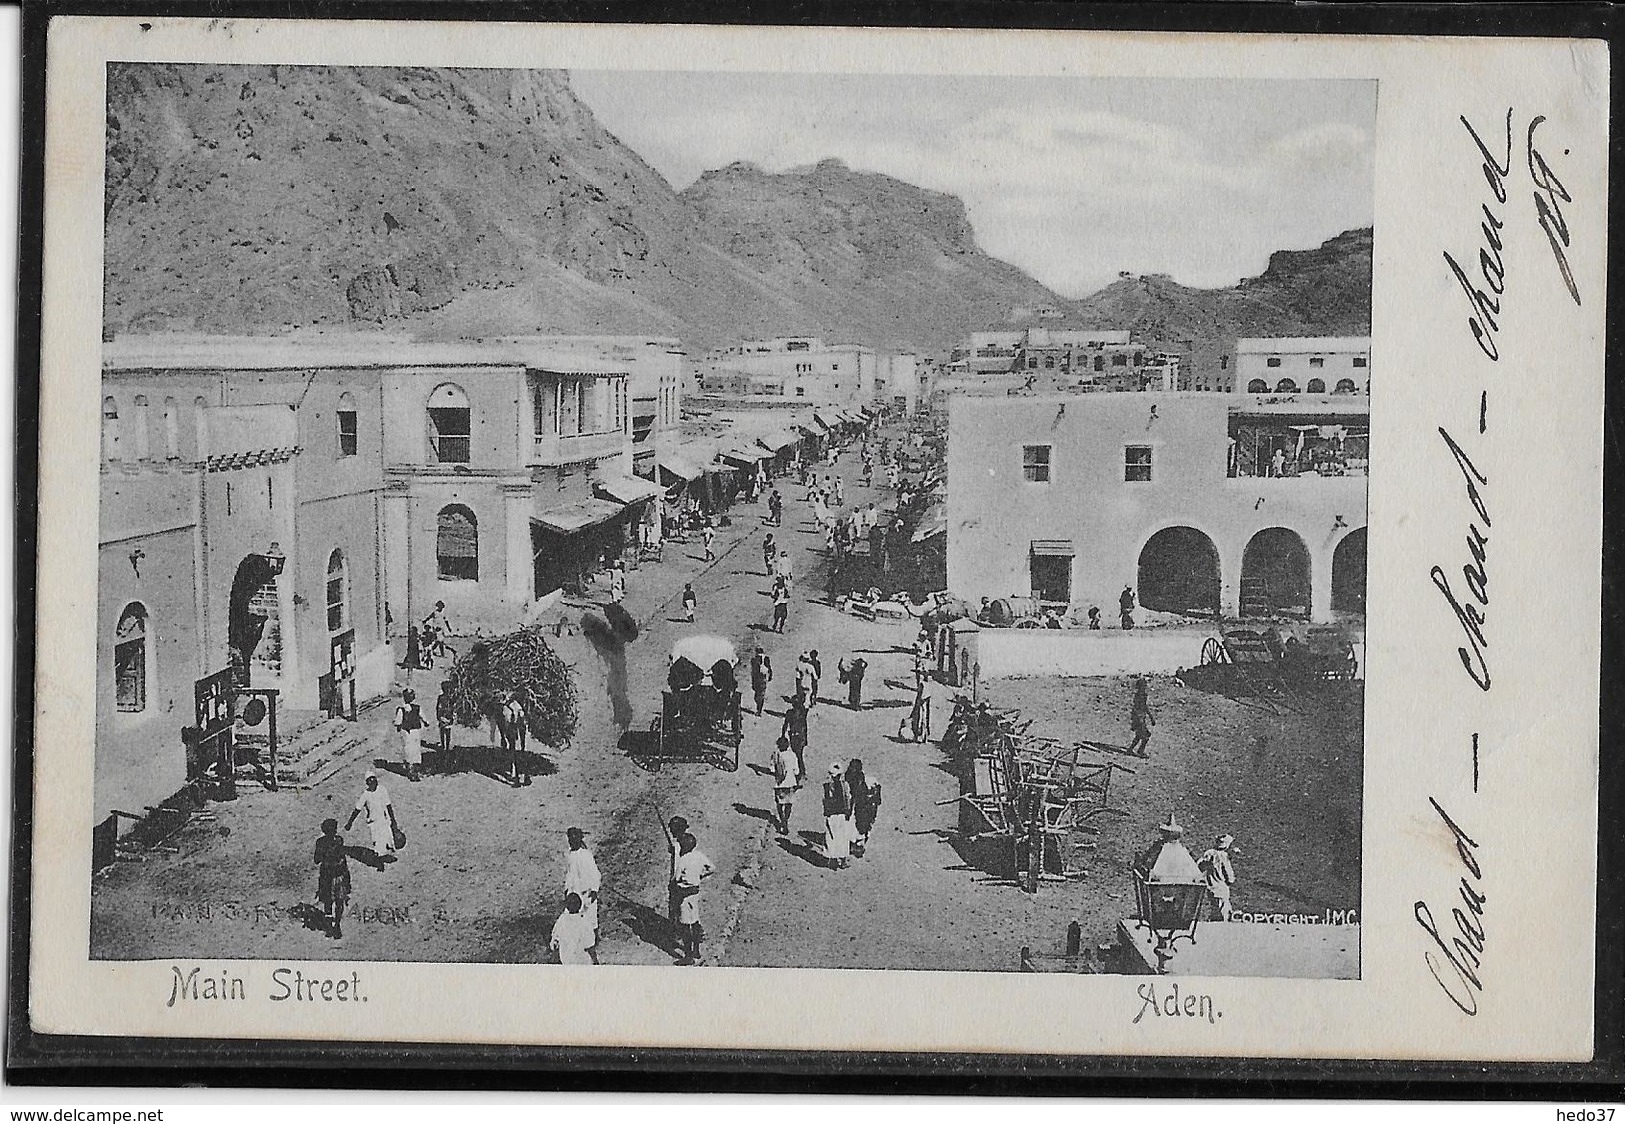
[92,430,1362,973]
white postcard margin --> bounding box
[30,17,1608,1061]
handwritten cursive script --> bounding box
[1527,115,1581,305]
[1430,426,1491,691]
[1414,795,1488,1015]
[1443,110,1512,362]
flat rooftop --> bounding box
[102,332,637,375]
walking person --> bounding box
[702,524,717,563]
[838,655,868,710]
[822,763,854,869]
[794,652,815,709]
[832,477,844,507]
[435,680,455,761]
[763,533,777,577]
[807,649,823,708]
[313,817,351,939]
[770,736,801,835]
[1119,585,1137,630]
[781,695,810,778]
[394,688,426,782]
[778,550,794,593]
[659,812,689,934]
[769,489,783,526]
[750,646,773,716]
[549,892,598,964]
[1127,675,1156,757]
[669,829,715,965]
[344,772,399,863]
[846,759,882,857]
[499,689,531,786]
[1199,834,1238,920]
[771,577,790,633]
[608,562,625,605]
[563,826,602,944]
[681,582,697,623]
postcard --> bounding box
[21,14,1607,1065]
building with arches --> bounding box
[946,391,1368,623]
[1235,337,1370,398]
[96,332,654,826]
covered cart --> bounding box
[648,635,742,770]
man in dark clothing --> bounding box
[771,578,790,633]
[1120,585,1136,630]
[839,656,868,710]
[313,818,351,939]
[750,647,773,715]
[1127,675,1156,757]
[781,696,810,777]
[807,650,823,708]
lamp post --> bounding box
[263,541,285,577]
[1133,870,1209,973]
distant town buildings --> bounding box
[1235,337,1370,396]
[697,336,917,412]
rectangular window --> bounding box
[337,410,358,456]
[1022,444,1052,483]
[1094,355,1105,372]
[428,406,472,463]
[1309,356,1326,368]
[1353,356,1368,368]
[327,573,347,632]
[557,381,580,436]
[1112,354,1127,367]
[115,638,146,712]
[796,387,806,397]
[1266,357,1283,368]
[1124,445,1153,482]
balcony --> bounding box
[530,429,625,467]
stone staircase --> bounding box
[234,700,386,789]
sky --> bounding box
[570,72,1375,299]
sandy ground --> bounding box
[91,429,1362,973]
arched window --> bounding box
[114,603,148,713]
[1274,378,1299,393]
[336,392,358,458]
[427,384,471,464]
[1306,378,1326,394]
[436,505,478,581]
[131,395,150,460]
[1247,379,1269,393]
[102,396,121,460]
[326,549,350,632]
[162,398,180,459]
[1334,378,1358,394]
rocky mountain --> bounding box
[1059,227,1372,380]
[103,64,1368,359]
[102,64,1063,353]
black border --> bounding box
[8,0,1623,1095]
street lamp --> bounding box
[1133,869,1210,973]
[263,541,286,577]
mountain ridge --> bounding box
[102,64,1370,361]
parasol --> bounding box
[670,634,738,669]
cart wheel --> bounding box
[1201,638,1225,665]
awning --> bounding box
[533,498,624,534]
[706,460,738,473]
[814,410,842,430]
[912,501,948,543]
[804,415,832,434]
[657,454,705,483]
[1030,539,1075,557]
[721,446,767,467]
[761,428,800,452]
[594,473,664,505]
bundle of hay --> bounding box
[444,625,579,748]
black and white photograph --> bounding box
[21,13,1607,1067]
[89,64,1372,978]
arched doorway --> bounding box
[1240,528,1311,618]
[228,554,283,686]
[1137,527,1221,616]
[1331,527,1367,614]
